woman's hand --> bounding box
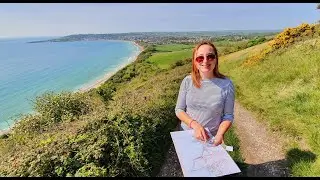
[191,121,209,142]
[213,134,224,146]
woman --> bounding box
[175,41,235,146]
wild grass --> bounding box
[220,36,320,176]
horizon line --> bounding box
[0,29,282,39]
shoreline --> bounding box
[77,41,144,92]
[0,40,145,135]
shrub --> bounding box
[32,92,93,125]
[169,58,191,69]
[269,23,316,50]
[74,163,107,177]
[243,23,317,67]
[242,46,272,67]
[96,81,116,103]
[247,36,267,47]
[0,134,8,139]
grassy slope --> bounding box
[220,37,320,176]
[220,42,269,63]
[0,41,248,177]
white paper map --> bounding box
[170,129,241,177]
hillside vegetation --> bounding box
[220,23,320,176]
[0,37,259,176]
[1,24,317,177]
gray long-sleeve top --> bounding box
[175,75,235,136]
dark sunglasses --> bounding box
[195,54,216,63]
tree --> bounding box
[317,4,320,24]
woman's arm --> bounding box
[176,111,194,129]
[214,80,235,146]
[175,77,208,141]
[176,111,209,141]
[214,121,232,145]
[175,77,193,126]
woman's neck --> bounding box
[200,71,215,80]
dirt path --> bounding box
[156,101,290,177]
[233,101,290,177]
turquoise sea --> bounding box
[0,37,141,130]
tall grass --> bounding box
[220,37,320,176]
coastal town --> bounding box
[28,31,279,45]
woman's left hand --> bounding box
[213,134,224,146]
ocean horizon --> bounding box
[0,37,141,130]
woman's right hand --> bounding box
[191,121,209,142]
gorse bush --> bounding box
[241,46,272,67]
[242,23,318,67]
[269,23,317,50]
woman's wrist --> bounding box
[189,120,195,128]
[215,133,224,138]
[190,120,200,129]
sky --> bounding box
[0,3,319,38]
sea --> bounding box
[0,37,141,130]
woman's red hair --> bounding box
[191,41,226,88]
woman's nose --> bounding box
[203,57,210,63]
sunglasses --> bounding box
[195,54,216,63]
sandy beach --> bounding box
[78,41,144,92]
[0,129,9,136]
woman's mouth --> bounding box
[201,64,211,68]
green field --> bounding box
[154,43,194,52]
[146,49,192,69]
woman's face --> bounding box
[195,44,216,74]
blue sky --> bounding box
[0,3,318,38]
